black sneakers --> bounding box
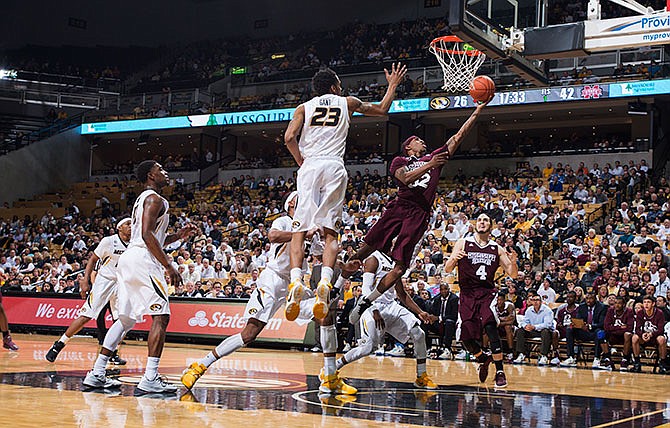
[109,351,127,366]
[45,340,65,362]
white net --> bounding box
[429,37,486,93]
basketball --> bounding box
[469,75,495,103]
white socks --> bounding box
[59,334,71,344]
[417,362,426,377]
[324,356,337,376]
[145,356,160,380]
[199,333,245,368]
[290,268,303,283]
[321,266,334,283]
[92,354,110,376]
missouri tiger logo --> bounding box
[430,96,450,110]
[292,220,301,229]
[150,303,162,311]
[248,308,258,315]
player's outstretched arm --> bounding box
[498,245,519,279]
[443,239,466,274]
[348,63,407,117]
[443,102,487,156]
[284,104,306,166]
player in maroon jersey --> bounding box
[552,291,579,365]
[631,295,668,373]
[604,296,634,371]
[345,103,487,324]
[444,213,518,388]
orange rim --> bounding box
[429,35,484,56]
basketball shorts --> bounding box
[458,288,497,342]
[364,198,430,266]
[360,302,420,346]
[116,247,170,321]
[79,275,118,320]
[606,332,629,346]
[293,157,347,233]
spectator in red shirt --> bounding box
[631,295,668,373]
[604,296,634,370]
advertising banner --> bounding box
[3,295,309,344]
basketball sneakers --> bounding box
[313,279,332,319]
[414,372,438,390]
[181,362,207,390]
[319,369,357,395]
[285,279,305,321]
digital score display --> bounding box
[429,83,610,110]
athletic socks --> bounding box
[59,334,71,344]
[290,268,303,284]
[145,357,160,380]
[1,331,9,338]
[336,357,346,370]
[92,354,110,377]
[417,362,426,377]
[324,356,337,376]
[321,266,334,283]
[199,333,245,368]
[494,360,504,371]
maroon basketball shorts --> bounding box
[459,288,497,342]
[607,332,629,345]
[363,198,430,266]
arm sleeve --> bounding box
[431,145,449,156]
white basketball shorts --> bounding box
[116,247,170,321]
[79,275,118,320]
[293,157,347,233]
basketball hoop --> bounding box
[429,35,486,93]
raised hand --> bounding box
[384,62,407,87]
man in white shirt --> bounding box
[57,256,72,275]
[72,235,87,252]
[200,258,215,280]
[444,224,461,242]
[514,294,554,365]
[537,278,557,304]
[655,268,670,298]
[657,219,670,242]
[182,263,201,284]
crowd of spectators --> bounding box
[2,147,669,370]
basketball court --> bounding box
[1,334,669,427]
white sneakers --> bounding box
[342,343,352,352]
[513,353,526,364]
[439,348,453,360]
[591,357,601,370]
[83,371,121,389]
[537,355,549,366]
[387,344,405,357]
[454,350,469,360]
[550,356,561,366]
[560,356,577,367]
[137,374,178,393]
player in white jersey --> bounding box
[181,191,319,389]
[283,63,408,321]
[331,251,439,390]
[84,160,196,393]
[46,218,132,363]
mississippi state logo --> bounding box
[149,304,162,311]
[188,310,209,327]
